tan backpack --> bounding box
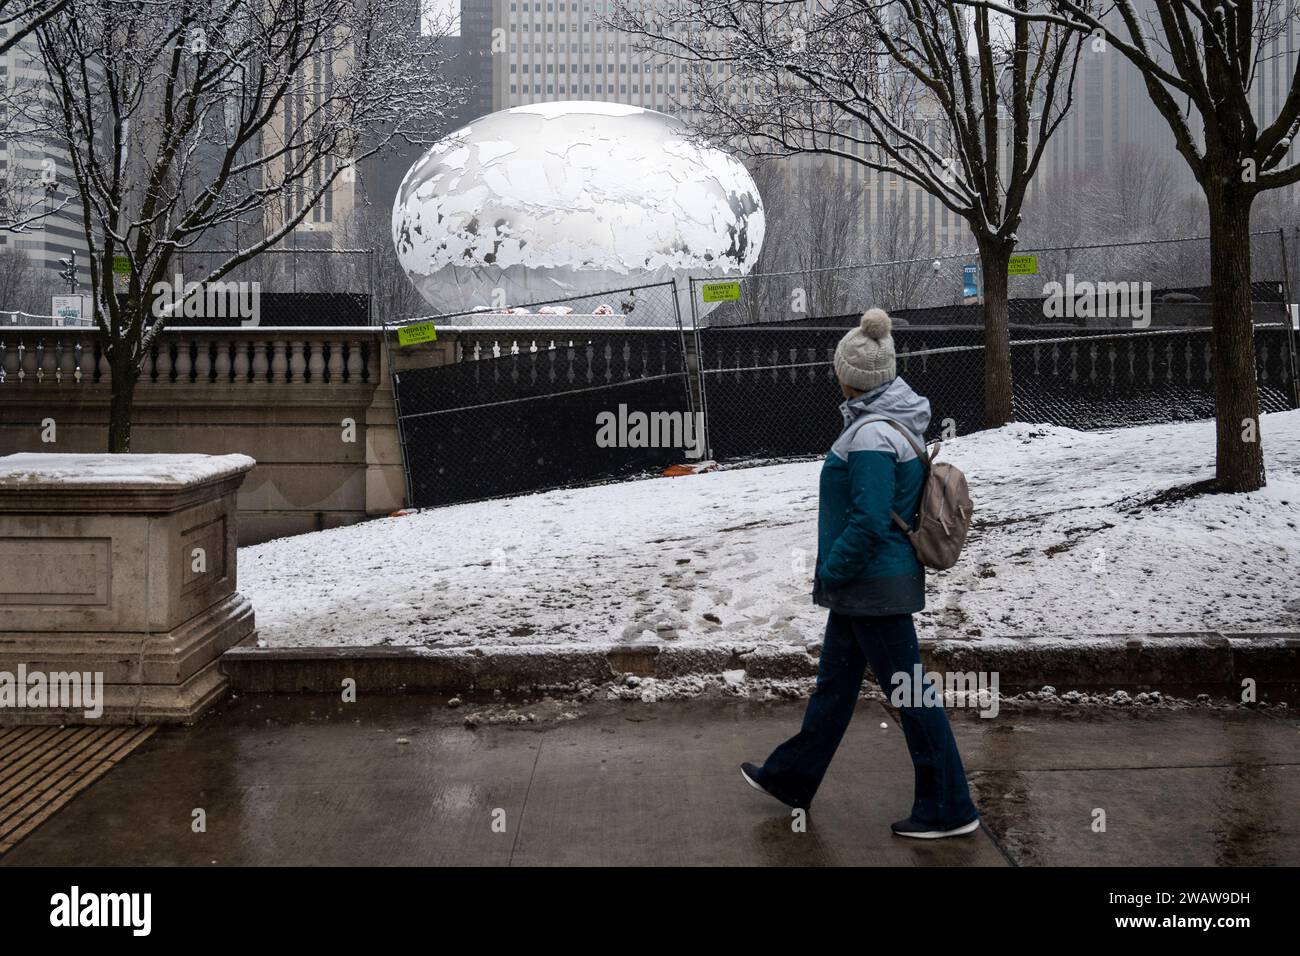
[867,418,973,571]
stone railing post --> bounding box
[0,453,258,724]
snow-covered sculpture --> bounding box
[391,101,765,324]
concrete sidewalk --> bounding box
[2,695,1297,866]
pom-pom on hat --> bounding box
[834,308,896,391]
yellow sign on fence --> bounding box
[701,281,741,303]
[1008,255,1038,276]
[397,321,438,347]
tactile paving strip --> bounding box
[0,725,155,855]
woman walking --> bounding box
[741,308,980,839]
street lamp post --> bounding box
[56,251,77,293]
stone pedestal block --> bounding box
[0,453,258,724]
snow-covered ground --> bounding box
[241,411,1300,649]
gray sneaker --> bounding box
[891,816,981,839]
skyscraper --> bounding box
[460,0,495,120]
[493,1,693,112]
[489,2,969,253]
[0,31,92,311]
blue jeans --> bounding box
[757,611,979,826]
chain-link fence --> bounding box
[698,325,988,458]
[148,248,374,327]
[376,231,1299,507]
[695,253,979,329]
[2,310,95,327]
[692,230,1300,461]
[691,231,1293,329]
[700,323,1299,460]
[386,281,698,508]
[1010,325,1297,429]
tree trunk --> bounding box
[978,239,1015,427]
[107,351,138,453]
[1206,190,1265,492]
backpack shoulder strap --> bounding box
[859,417,930,471]
[855,416,930,534]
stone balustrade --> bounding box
[0,326,378,386]
[0,326,401,544]
[0,323,708,542]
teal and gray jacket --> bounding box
[813,376,930,616]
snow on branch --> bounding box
[958,0,1300,190]
[0,0,65,55]
[13,0,462,352]
[609,0,1083,243]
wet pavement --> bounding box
[2,695,1297,866]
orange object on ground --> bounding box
[662,461,718,477]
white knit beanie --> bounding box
[834,308,896,391]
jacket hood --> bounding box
[840,376,931,439]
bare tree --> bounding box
[19,0,458,451]
[1111,142,1184,235]
[964,0,1300,489]
[862,194,950,312]
[342,199,426,324]
[0,245,40,311]
[1020,144,1190,250]
[0,162,65,234]
[611,0,1084,426]
[1252,190,1300,231]
[722,160,871,325]
[1013,143,1205,291]
[734,161,791,325]
[758,161,871,318]
[791,167,867,316]
[0,0,65,55]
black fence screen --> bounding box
[386,230,1300,508]
[699,324,1299,462]
[144,291,370,327]
[389,282,697,508]
[693,229,1299,461]
[116,249,375,327]
[696,326,983,459]
[1010,325,1298,429]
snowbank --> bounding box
[241,411,1300,649]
